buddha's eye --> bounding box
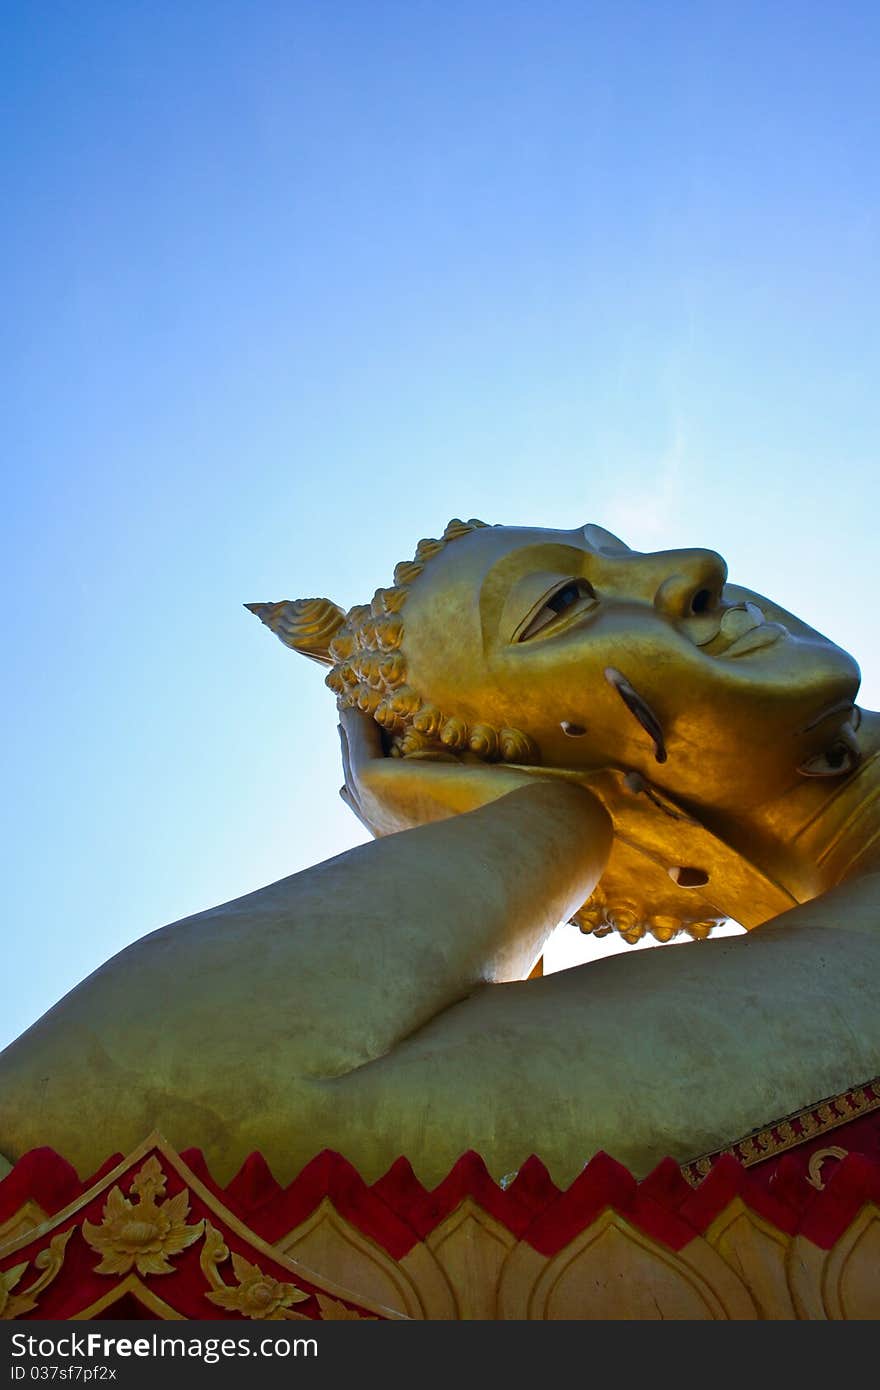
[517,578,597,641]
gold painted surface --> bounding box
[276,1198,426,1319]
[704,1199,795,1319]
[397,1247,457,1320]
[496,1217,761,1321]
[524,1212,754,1320]
[821,1204,880,1320]
[425,1199,516,1320]
[787,1236,829,1321]
[273,1199,458,1319]
[2,520,880,1187]
[496,1242,549,1321]
[787,1218,880,1322]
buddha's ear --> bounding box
[245,597,346,666]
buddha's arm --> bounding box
[755,866,880,936]
[186,779,611,1076]
[329,892,880,1184]
[0,780,610,1113]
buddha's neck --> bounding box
[702,710,880,913]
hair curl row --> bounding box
[324,519,539,765]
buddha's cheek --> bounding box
[477,668,655,772]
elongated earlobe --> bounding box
[604,666,667,763]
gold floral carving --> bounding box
[82,1156,203,1276]
[806,1147,848,1191]
[0,1230,72,1320]
[201,1221,311,1319]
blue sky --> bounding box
[3,1,879,1049]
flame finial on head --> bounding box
[245,597,347,666]
[245,520,539,764]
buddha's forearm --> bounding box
[0,781,610,1169]
[175,780,611,1076]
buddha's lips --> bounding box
[694,602,788,659]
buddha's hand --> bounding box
[338,705,569,838]
[337,710,722,945]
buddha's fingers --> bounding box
[338,782,375,836]
[336,704,557,836]
[337,722,370,831]
[337,707,402,836]
[339,702,384,775]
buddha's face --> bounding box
[400,523,861,812]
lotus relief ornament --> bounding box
[201,1222,310,1319]
[82,1156,203,1276]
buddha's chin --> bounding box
[716,633,860,714]
[790,649,860,728]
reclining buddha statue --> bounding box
[2,518,879,1189]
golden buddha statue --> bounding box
[1,519,878,1189]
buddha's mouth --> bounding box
[692,602,788,659]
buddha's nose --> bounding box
[650,549,728,618]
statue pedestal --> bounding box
[3,1080,879,1320]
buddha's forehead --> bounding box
[404,521,626,612]
[405,523,583,624]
